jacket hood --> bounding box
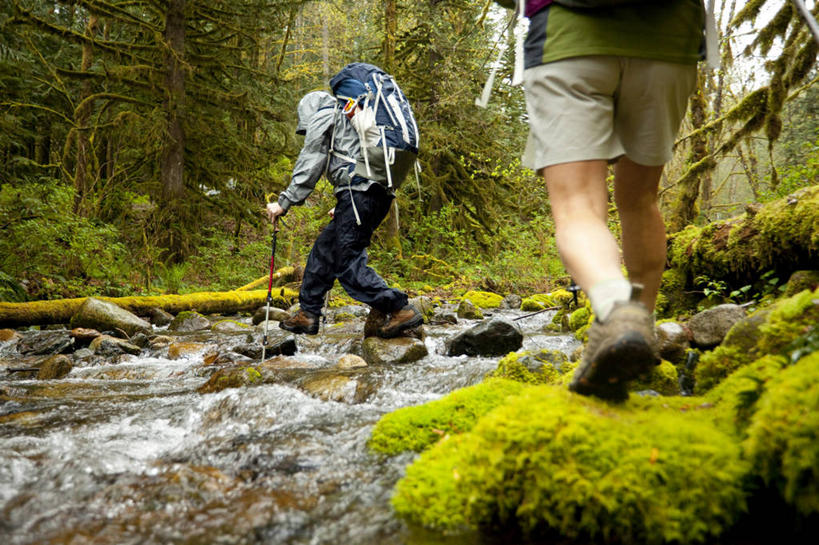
[296,91,336,135]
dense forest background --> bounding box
[1,0,817,303]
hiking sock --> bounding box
[588,278,631,322]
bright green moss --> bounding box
[333,312,356,323]
[705,355,788,436]
[744,352,819,515]
[632,360,679,396]
[461,290,504,309]
[520,293,555,311]
[695,288,819,394]
[368,378,525,456]
[568,306,591,332]
[393,386,747,544]
[487,349,571,385]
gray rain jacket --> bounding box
[277,91,377,212]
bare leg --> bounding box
[543,160,624,295]
[613,156,666,311]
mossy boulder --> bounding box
[743,352,819,516]
[657,268,697,319]
[694,288,819,393]
[784,270,819,297]
[520,293,555,312]
[487,349,574,386]
[631,360,679,396]
[369,378,525,456]
[568,306,592,332]
[197,366,262,394]
[392,386,747,544]
[461,290,504,309]
[169,311,211,333]
[211,319,251,333]
[456,299,483,320]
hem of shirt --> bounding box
[528,49,701,70]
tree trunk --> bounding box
[74,15,99,216]
[668,70,708,233]
[160,0,187,261]
[382,0,402,257]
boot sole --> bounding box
[569,331,658,401]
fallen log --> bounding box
[0,287,298,329]
[235,266,296,291]
[667,184,819,286]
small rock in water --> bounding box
[445,318,523,357]
[362,337,428,365]
[36,354,73,380]
[336,354,367,369]
[17,330,74,356]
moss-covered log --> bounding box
[667,184,819,287]
[0,287,298,329]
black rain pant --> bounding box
[299,184,408,316]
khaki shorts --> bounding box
[522,56,697,170]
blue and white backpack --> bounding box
[329,63,420,191]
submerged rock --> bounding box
[36,354,73,380]
[17,330,74,356]
[70,297,151,336]
[362,337,427,365]
[445,318,523,357]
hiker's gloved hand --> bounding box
[328,208,335,219]
[266,202,285,227]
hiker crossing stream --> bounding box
[0,305,579,545]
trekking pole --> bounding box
[261,224,279,363]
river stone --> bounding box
[300,374,358,403]
[362,337,428,365]
[168,311,211,333]
[149,335,174,350]
[212,319,252,334]
[500,294,523,310]
[168,341,209,360]
[234,334,297,360]
[445,318,523,357]
[687,304,747,349]
[656,322,691,364]
[0,329,20,342]
[336,354,367,369]
[89,335,142,357]
[70,297,151,337]
[148,307,174,327]
[252,306,291,325]
[432,309,458,325]
[456,299,483,320]
[69,327,101,347]
[36,355,73,380]
[17,330,74,356]
[784,270,819,297]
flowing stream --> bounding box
[1,309,578,545]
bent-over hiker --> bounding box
[498,0,705,399]
[266,89,422,337]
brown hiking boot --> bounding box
[569,284,659,401]
[378,304,424,338]
[279,309,319,335]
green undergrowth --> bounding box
[391,386,746,544]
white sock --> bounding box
[589,278,631,322]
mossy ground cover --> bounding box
[391,386,747,544]
[695,288,819,393]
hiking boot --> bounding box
[279,309,319,335]
[378,304,424,338]
[569,284,659,401]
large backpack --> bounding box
[329,63,420,191]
